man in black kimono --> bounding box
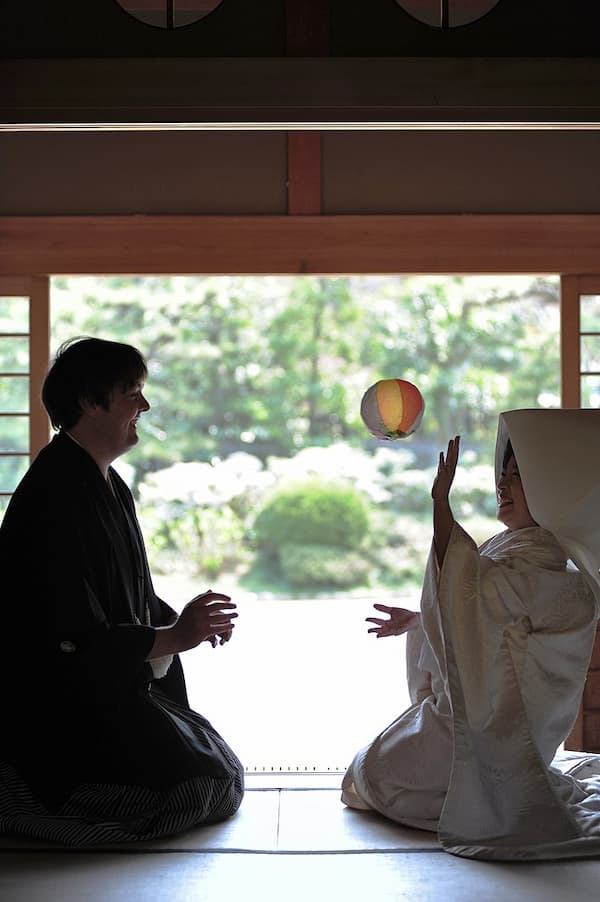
[0,337,244,845]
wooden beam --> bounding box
[284,3,327,215]
[3,215,600,277]
[287,132,322,215]
[564,703,585,751]
[28,276,50,458]
[4,58,600,125]
[560,275,581,408]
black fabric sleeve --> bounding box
[2,445,156,707]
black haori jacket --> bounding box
[0,432,194,808]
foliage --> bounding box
[262,278,367,451]
[252,479,371,555]
[379,457,498,519]
[49,273,561,592]
[356,275,560,458]
[52,276,280,477]
[279,543,372,588]
[143,502,246,579]
[361,506,428,585]
[51,274,560,479]
[136,453,272,577]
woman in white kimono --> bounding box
[342,409,600,860]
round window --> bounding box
[114,1,224,30]
[395,1,501,29]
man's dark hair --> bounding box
[42,337,148,430]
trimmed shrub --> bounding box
[252,479,371,554]
[279,543,372,588]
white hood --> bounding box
[496,408,600,606]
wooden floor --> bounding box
[2,779,600,901]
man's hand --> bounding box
[148,590,238,660]
[176,590,238,650]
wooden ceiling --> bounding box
[3,0,600,58]
[2,1,600,126]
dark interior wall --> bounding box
[3,4,600,129]
[2,3,600,217]
[329,0,600,57]
[0,0,286,57]
[2,0,600,57]
[2,129,600,216]
[0,132,288,215]
[323,131,600,214]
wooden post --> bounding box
[560,275,581,408]
[285,0,328,217]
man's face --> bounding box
[496,455,537,531]
[97,381,150,459]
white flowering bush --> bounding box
[136,442,499,585]
[138,453,274,576]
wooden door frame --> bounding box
[0,275,50,460]
[560,274,600,408]
[2,214,600,276]
[2,212,597,748]
[0,212,596,425]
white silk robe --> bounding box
[342,523,600,860]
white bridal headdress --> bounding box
[496,409,600,605]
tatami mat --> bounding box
[276,788,437,852]
[5,787,600,902]
[3,849,600,902]
[0,788,435,854]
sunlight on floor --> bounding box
[152,576,416,773]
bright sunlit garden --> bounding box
[47,273,562,770]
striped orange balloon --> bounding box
[360,379,425,440]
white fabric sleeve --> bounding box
[149,654,173,679]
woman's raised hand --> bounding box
[366,603,420,638]
[431,435,460,502]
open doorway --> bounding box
[48,272,561,772]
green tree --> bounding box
[51,273,560,476]
[263,277,368,452]
[52,276,277,474]
[354,275,560,457]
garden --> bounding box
[43,273,564,768]
[49,272,562,600]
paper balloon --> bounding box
[360,378,424,440]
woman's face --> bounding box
[496,455,537,531]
